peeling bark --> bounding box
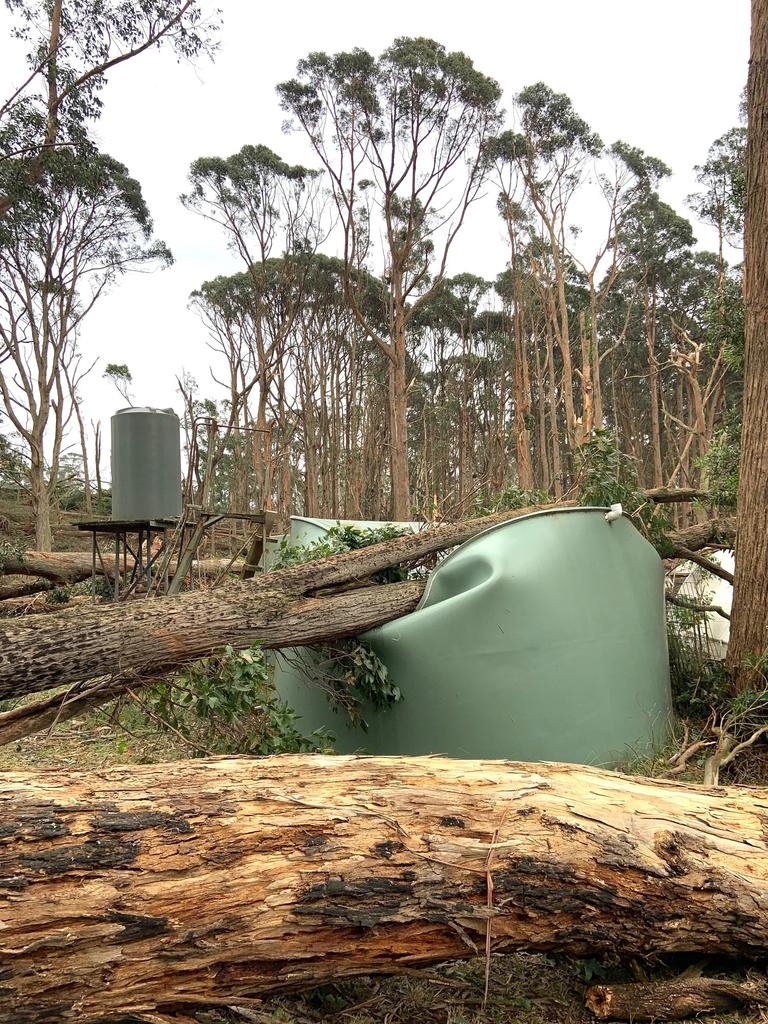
[3,757,768,1023]
[586,976,768,1020]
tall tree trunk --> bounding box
[4,756,768,1024]
[29,441,52,552]
[389,316,410,519]
[727,0,768,686]
[70,390,92,514]
[578,309,594,442]
[544,317,563,497]
[646,283,664,488]
[513,303,534,489]
[92,420,103,503]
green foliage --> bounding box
[41,577,112,604]
[472,485,549,516]
[143,644,330,757]
[1,1,217,214]
[308,639,402,727]
[697,408,741,510]
[0,430,26,488]
[103,363,133,405]
[688,126,746,247]
[667,622,730,718]
[574,431,672,553]
[0,535,25,573]
[274,524,411,720]
[513,81,603,160]
[274,523,410,584]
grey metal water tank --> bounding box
[111,407,182,521]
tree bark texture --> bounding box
[0,579,425,702]
[0,503,565,700]
[3,756,768,1023]
[728,0,768,683]
[0,503,733,703]
[586,976,768,1021]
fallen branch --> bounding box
[644,487,710,504]
[0,549,246,585]
[664,592,731,620]
[0,578,53,601]
[0,676,139,745]
[673,547,734,584]
[4,756,768,1023]
[666,516,736,552]
[586,976,768,1020]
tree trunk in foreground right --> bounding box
[728,0,768,686]
[3,755,768,1024]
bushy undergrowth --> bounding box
[129,643,331,757]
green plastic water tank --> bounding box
[274,507,672,766]
[111,407,182,521]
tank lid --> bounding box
[113,406,178,417]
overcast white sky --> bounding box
[0,0,750,464]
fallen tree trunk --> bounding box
[0,549,103,584]
[666,516,736,553]
[586,977,768,1020]
[0,579,425,701]
[0,579,52,602]
[0,550,245,586]
[0,503,562,701]
[2,756,768,1024]
[0,504,736,704]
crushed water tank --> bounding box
[274,507,673,766]
[110,407,182,521]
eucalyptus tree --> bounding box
[491,84,601,448]
[614,192,696,486]
[727,0,768,686]
[1,0,217,218]
[0,150,170,548]
[182,144,327,505]
[688,126,746,288]
[278,37,502,518]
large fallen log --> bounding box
[2,755,768,1024]
[0,503,566,702]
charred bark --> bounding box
[3,757,768,1024]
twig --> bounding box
[665,591,731,621]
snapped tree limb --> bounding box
[0,505,738,705]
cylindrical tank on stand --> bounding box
[110,407,182,521]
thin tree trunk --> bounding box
[646,283,664,488]
[389,316,410,520]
